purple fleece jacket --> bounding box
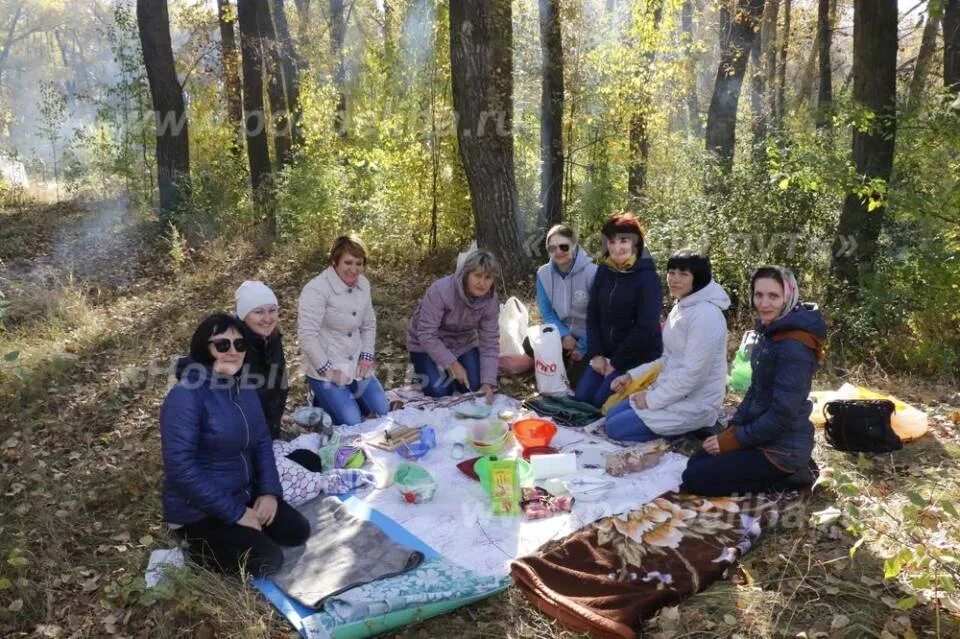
[406,261,500,386]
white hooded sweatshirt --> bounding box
[628,279,730,436]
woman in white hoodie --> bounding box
[605,250,730,442]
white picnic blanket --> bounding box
[338,394,688,579]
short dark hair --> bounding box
[189,313,244,366]
[666,249,712,292]
[750,266,784,298]
[545,224,576,246]
[330,233,368,266]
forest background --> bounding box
[0,0,959,637]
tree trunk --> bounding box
[0,4,23,95]
[704,0,764,171]
[681,1,702,136]
[907,12,939,110]
[628,1,663,199]
[750,31,766,155]
[761,0,779,124]
[450,0,530,282]
[538,0,564,237]
[136,0,190,223]
[831,0,897,289]
[217,0,245,157]
[943,0,960,93]
[383,0,394,59]
[329,0,347,135]
[775,0,791,129]
[236,0,274,206]
[271,0,304,149]
[256,0,292,167]
[293,0,310,44]
[815,0,833,129]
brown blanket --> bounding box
[511,491,804,639]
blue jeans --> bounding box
[604,399,661,442]
[574,366,620,408]
[410,348,481,397]
[307,374,389,426]
[681,449,793,496]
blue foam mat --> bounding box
[254,496,508,639]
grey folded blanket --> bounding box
[270,497,425,609]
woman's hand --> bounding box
[589,356,607,374]
[325,369,349,386]
[629,390,648,410]
[253,495,278,527]
[561,335,577,351]
[570,350,583,362]
[237,507,263,530]
[448,361,470,387]
[480,383,495,405]
[356,360,374,380]
[610,373,632,393]
[702,435,720,456]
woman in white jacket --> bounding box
[605,250,730,442]
[298,234,389,425]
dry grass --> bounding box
[1,200,958,638]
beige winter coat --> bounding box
[297,267,377,382]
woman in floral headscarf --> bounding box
[681,266,826,495]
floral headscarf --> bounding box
[753,265,800,322]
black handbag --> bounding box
[823,399,902,453]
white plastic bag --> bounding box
[527,324,570,395]
[499,296,529,356]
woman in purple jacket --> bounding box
[161,313,309,577]
[407,249,500,404]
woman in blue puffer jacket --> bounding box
[682,266,827,495]
[161,313,309,577]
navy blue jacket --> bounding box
[585,255,664,372]
[722,304,827,472]
[160,358,283,526]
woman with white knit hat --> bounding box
[235,280,287,439]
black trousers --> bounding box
[176,499,310,577]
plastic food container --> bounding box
[564,476,614,502]
[469,419,511,454]
[396,441,431,461]
[512,418,557,449]
[394,462,437,504]
[473,456,532,494]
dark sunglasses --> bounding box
[209,338,248,353]
[547,243,571,254]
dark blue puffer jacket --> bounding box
[160,358,283,526]
[585,254,664,372]
[721,304,828,472]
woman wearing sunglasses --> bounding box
[576,211,664,407]
[160,313,309,577]
[298,234,389,425]
[534,224,597,386]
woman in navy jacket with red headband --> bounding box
[575,212,664,407]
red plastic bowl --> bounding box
[513,418,558,450]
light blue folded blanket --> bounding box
[323,557,505,625]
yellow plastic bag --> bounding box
[601,362,662,415]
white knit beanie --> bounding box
[235,280,278,321]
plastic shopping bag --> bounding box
[527,324,570,395]
[728,330,758,392]
[499,296,529,356]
